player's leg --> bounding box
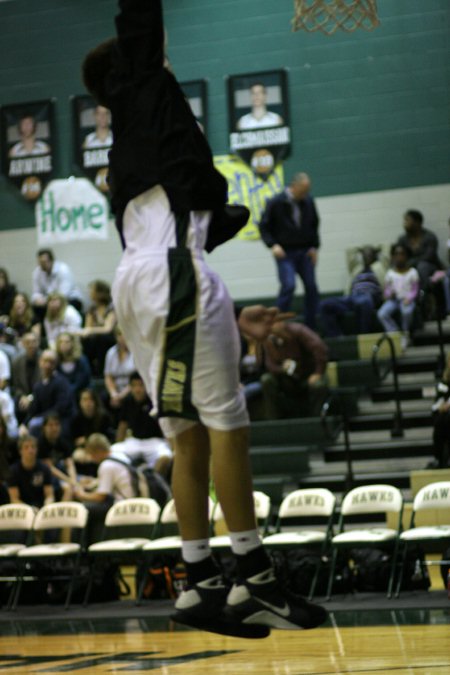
[209,426,256,532]
[208,425,328,631]
[171,424,210,541]
[171,423,270,638]
[184,254,327,632]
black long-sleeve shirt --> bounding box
[396,229,442,269]
[104,0,227,239]
[259,191,320,250]
[26,373,75,424]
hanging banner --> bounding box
[214,154,284,241]
[0,99,55,202]
[72,94,112,195]
[35,177,109,245]
[227,70,290,179]
[180,79,208,138]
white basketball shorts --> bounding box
[112,186,249,439]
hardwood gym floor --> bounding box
[1,597,449,674]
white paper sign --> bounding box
[35,177,109,244]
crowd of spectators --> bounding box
[0,249,172,519]
[1,206,449,512]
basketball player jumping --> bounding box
[82,0,327,638]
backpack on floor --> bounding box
[136,556,187,600]
[350,546,431,593]
[271,548,353,596]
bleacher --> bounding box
[248,313,450,505]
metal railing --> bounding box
[321,388,355,491]
[372,333,404,438]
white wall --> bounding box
[210,182,450,299]
[1,182,449,304]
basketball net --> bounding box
[293,0,379,35]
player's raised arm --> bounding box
[115,0,165,72]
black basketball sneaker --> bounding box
[226,567,328,630]
[171,574,271,639]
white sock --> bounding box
[182,539,211,564]
[229,529,262,556]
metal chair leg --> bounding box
[308,558,322,600]
[394,543,408,598]
[325,549,338,600]
[83,559,95,606]
[387,539,400,598]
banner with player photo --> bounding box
[227,70,290,179]
[180,80,208,137]
[72,95,112,195]
[0,99,55,202]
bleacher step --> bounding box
[371,384,428,402]
[250,417,341,446]
[324,438,432,462]
[395,355,439,374]
[298,470,412,492]
[349,410,432,432]
[250,445,309,475]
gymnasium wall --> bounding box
[0,0,449,301]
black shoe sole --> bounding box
[170,611,271,639]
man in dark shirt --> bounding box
[22,350,76,439]
[117,372,163,441]
[259,173,320,328]
[397,210,442,287]
[115,372,171,478]
[12,332,41,423]
[38,413,75,501]
[8,435,54,508]
[396,209,445,319]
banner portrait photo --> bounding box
[0,99,55,202]
[72,94,112,194]
[180,80,208,137]
[227,70,290,179]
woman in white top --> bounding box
[41,293,83,349]
[377,243,420,344]
[103,325,135,413]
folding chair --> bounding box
[138,498,181,556]
[0,504,36,608]
[12,501,89,610]
[395,481,450,597]
[263,488,336,599]
[326,484,403,599]
[83,497,161,605]
[210,491,272,552]
[141,496,216,556]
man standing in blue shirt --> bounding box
[259,173,320,328]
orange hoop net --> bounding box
[293,0,379,35]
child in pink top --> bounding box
[377,243,420,345]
